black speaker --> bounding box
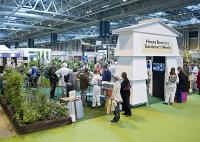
[105,21,110,36]
[99,20,110,37]
[51,33,57,44]
[28,38,34,48]
[15,42,19,48]
[5,43,10,48]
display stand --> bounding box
[113,19,181,106]
[60,96,84,122]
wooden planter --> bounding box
[0,97,72,135]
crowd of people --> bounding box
[6,57,200,124]
[164,64,200,105]
[46,58,132,123]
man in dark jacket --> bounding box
[48,62,58,99]
[102,65,111,81]
[66,68,77,97]
[79,68,89,105]
[101,65,112,97]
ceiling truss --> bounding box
[0,0,200,44]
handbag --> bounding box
[106,89,112,97]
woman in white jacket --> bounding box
[164,67,179,105]
[91,70,102,108]
[111,76,123,123]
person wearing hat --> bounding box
[56,63,72,97]
[111,75,123,123]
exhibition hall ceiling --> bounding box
[0,0,200,44]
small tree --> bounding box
[4,69,24,110]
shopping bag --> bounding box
[106,89,112,97]
[182,92,187,102]
[74,99,84,119]
[67,101,76,122]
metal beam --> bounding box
[30,0,200,34]
[4,0,200,43]
[2,23,59,30]
[0,0,29,25]
[0,3,92,20]
[0,11,83,24]
[0,27,29,31]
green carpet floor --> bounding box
[0,94,200,142]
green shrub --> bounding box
[4,69,24,110]
[28,60,38,67]
[40,76,50,87]
[15,92,67,124]
[4,68,67,125]
[18,101,39,124]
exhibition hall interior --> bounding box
[0,0,200,142]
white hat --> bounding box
[61,63,68,67]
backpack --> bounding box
[49,66,56,76]
[64,73,70,83]
[49,66,59,82]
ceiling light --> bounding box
[9,16,17,20]
[18,8,27,12]
[123,0,127,2]
[101,5,110,9]
[86,9,92,14]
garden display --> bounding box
[0,68,72,134]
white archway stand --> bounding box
[113,19,181,106]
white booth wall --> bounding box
[113,19,181,106]
[16,48,51,62]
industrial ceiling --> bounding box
[0,0,200,45]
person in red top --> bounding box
[196,69,200,95]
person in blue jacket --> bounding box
[30,65,40,88]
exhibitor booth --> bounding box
[113,18,181,106]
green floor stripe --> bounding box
[0,94,199,142]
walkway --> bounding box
[0,106,16,139]
[0,94,200,142]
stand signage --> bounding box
[142,36,173,53]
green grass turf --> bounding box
[0,94,200,142]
